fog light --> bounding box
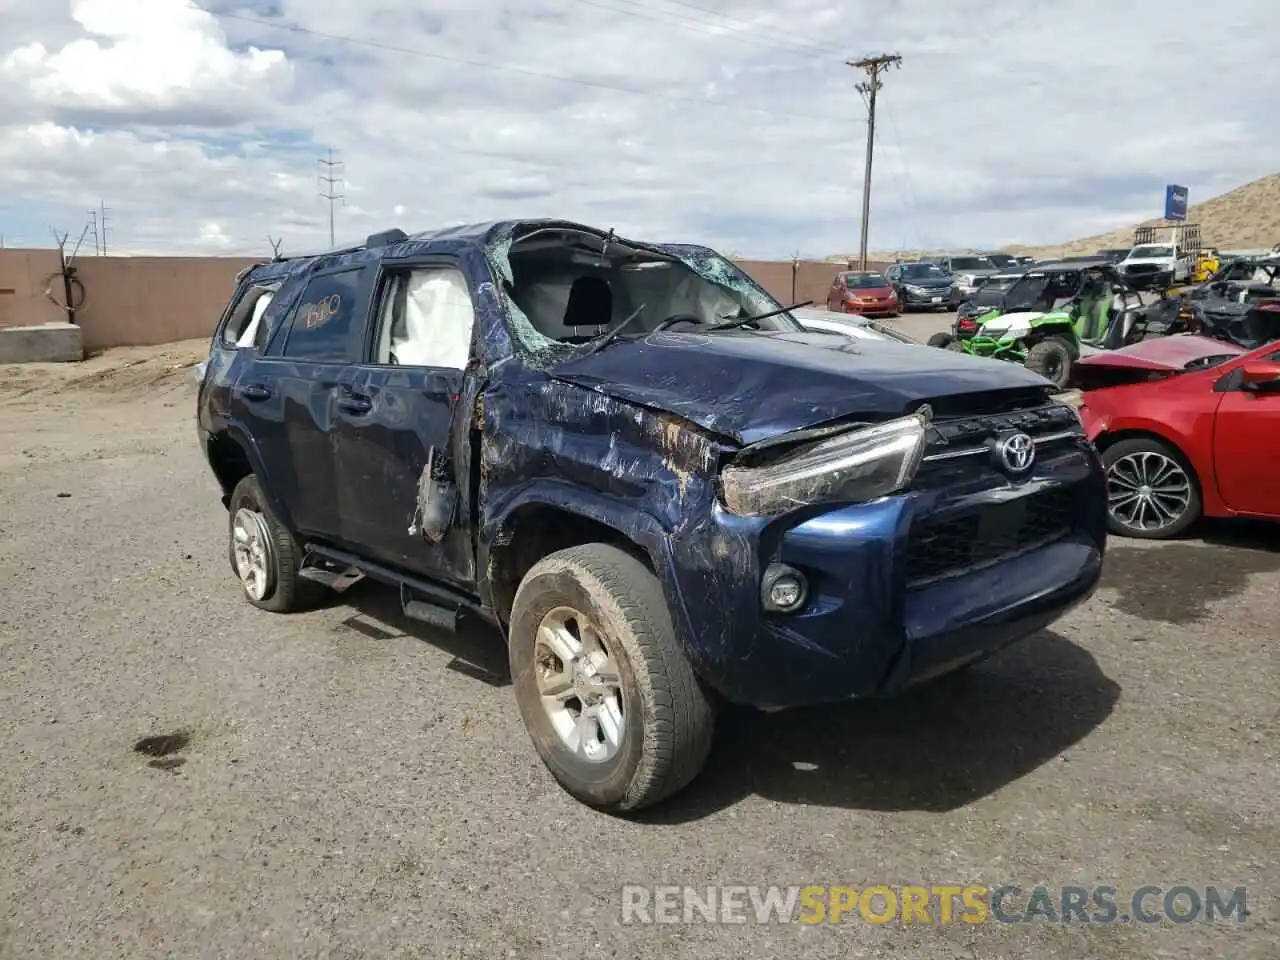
[761,563,808,613]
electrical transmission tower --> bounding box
[89,210,100,255]
[847,53,902,270]
[317,148,345,248]
[99,200,110,255]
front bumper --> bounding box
[901,287,951,307]
[664,440,1106,709]
[1122,266,1174,289]
[843,298,899,316]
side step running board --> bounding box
[303,543,486,632]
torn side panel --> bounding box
[409,446,459,544]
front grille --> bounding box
[923,402,1080,453]
[1125,264,1161,275]
[904,485,1076,586]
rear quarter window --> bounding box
[280,268,365,362]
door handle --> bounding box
[337,394,372,415]
[241,383,272,402]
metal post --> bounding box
[848,54,902,271]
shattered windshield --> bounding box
[488,228,800,365]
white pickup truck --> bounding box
[1116,243,1192,286]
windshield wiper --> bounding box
[705,300,813,333]
[571,303,648,359]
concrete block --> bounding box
[0,322,85,363]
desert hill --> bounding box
[1012,173,1280,258]
[849,173,1280,263]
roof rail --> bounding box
[366,228,408,248]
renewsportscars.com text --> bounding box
[620,884,1248,925]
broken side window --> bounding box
[221,284,278,350]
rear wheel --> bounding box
[227,475,327,612]
[1101,438,1201,539]
[1025,336,1074,387]
[508,543,715,813]
[927,332,954,348]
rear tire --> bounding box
[927,332,954,348]
[1025,336,1073,387]
[227,475,328,612]
[508,543,715,813]
[1101,438,1201,539]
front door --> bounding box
[1212,350,1280,517]
[330,260,478,588]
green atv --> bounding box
[928,260,1162,387]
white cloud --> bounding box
[1,0,290,122]
[0,0,1275,256]
[198,221,231,245]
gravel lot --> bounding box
[0,338,1276,959]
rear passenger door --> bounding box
[247,263,373,540]
[329,259,478,587]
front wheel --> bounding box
[1101,438,1201,539]
[508,543,715,813]
[1025,336,1074,387]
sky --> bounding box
[0,0,1276,259]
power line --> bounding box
[565,0,839,57]
[624,0,845,54]
[317,147,344,248]
[848,52,901,270]
[218,12,850,123]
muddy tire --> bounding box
[1025,336,1073,387]
[927,332,954,349]
[1101,438,1201,539]
[508,543,715,813]
[227,475,327,612]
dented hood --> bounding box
[1075,335,1246,372]
[549,329,1052,445]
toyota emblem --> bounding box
[996,432,1036,473]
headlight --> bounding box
[905,284,926,294]
[719,413,929,517]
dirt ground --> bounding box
[0,340,1276,959]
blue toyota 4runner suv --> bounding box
[197,220,1107,812]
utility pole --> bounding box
[88,210,100,255]
[98,200,111,255]
[847,53,901,270]
[317,148,344,248]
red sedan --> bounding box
[1068,335,1280,538]
[826,271,900,317]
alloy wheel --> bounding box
[533,606,626,763]
[231,507,275,601]
[1107,452,1192,533]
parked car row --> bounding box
[918,251,1280,543]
